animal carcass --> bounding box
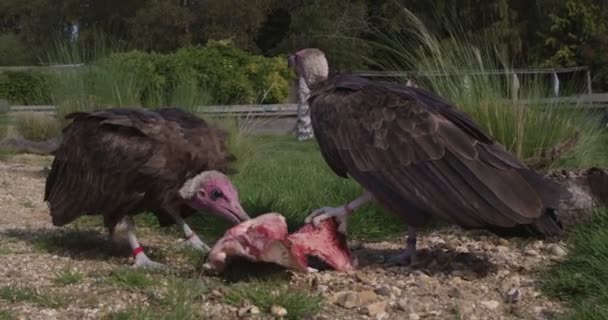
[203,213,357,273]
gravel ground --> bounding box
[0,154,569,319]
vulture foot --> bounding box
[188,235,211,253]
[305,206,348,232]
[134,254,165,269]
[387,229,418,266]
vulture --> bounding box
[288,48,567,264]
[44,107,250,268]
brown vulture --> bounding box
[288,48,566,264]
[44,107,250,268]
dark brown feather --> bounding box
[44,107,236,230]
[309,75,565,236]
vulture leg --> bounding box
[174,216,210,252]
[121,216,165,269]
[387,227,418,265]
[305,191,374,233]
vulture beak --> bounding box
[223,201,250,224]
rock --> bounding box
[397,298,409,311]
[447,287,463,298]
[481,300,500,310]
[250,306,260,315]
[358,290,378,304]
[495,245,509,253]
[374,285,392,297]
[408,313,420,320]
[548,244,568,257]
[237,307,249,317]
[333,291,360,309]
[366,301,388,317]
[497,238,510,246]
[271,305,288,317]
[524,249,540,257]
[211,290,223,298]
[506,288,521,304]
[391,286,402,297]
[355,271,372,284]
[316,285,329,293]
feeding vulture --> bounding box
[44,107,250,268]
[288,48,567,264]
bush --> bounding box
[13,112,61,141]
[0,33,36,66]
[0,72,50,105]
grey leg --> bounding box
[388,227,418,265]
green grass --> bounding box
[13,112,61,141]
[0,285,67,308]
[0,113,7,140]
[0,309,14,320]
[53,267,84,286]
[541,207,608,319]
[224,278,323,320]
[109,268,154,291]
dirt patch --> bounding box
[0,154,569,319]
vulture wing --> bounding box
[309,75,564,235]
[44,108,234,226]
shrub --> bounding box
[0,33,36,66]
[13,112,61,141]
[0,71,50,105]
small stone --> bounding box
[391,286,402,297]
[237,307,249,317]
[525,249,540,257]
[355,271,371,284]
[447,287,463,298]
[366,301,388,317]
[250,306,260,315]
[506,288,521,303]
[397,298,409,311]
[211,290,223,298]
[481,300,500,310]
[271,305,288,317]
[495,245,509,253]
[497,238,510,246]
[408,313,420,320]
[333,291,360,309]
[548,244,568,257]
[374,285,392,297]
[316,285,329,293]
[359,290,378,304]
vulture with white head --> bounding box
[289,48,567,264]
[44,107,250,268]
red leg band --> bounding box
[132,246,144,257]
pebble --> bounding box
[250,306,260,315]
[333,291,360,309]
[506,288,521,303]
[271,305,288,317]
[524,249,540,257]
[359,290,378,304]
[481,300,500,310]
[447,287,463,298]
[397,298,409,311]
[366,301,388,317]
[548,244,568,257]
[374,285,392,297]
[408,313,420,320]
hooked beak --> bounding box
[220,201,250,225]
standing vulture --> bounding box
[44,107,250,268]
[288,48,566,264]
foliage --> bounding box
[0,72,49,105]
[542,208,608,319]
[369,7,604,168]
[537,0,607,68]
[0,33,35,66]
[13,112,61,141]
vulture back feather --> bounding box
[309,74,567,237]
[44,107,237,227]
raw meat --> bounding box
[203,212,357,273]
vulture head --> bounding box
[178,170,249,224]
[288,48,329,88]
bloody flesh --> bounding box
[204,213,357,273]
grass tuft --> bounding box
[0,284,67,308]
[541,207,608,319]
[13,112,61,142]
[109,268,154,291]
[0,309,14,320]
[225,278,323,320]
[53,267,84,286]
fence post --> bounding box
[586,69,593,95]
[511,73,520,101]
[552,72,560,97]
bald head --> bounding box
[288,48,329,87]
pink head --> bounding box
[287,48,329,88]
[178,171,250,224]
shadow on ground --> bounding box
[0,227,165,262]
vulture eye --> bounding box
[211,189,223,200]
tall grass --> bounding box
[13,112,61,141]
[367,7,604,169]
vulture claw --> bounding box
[134,254,166,270]
[305,206,347,228]
[188,235,211,253]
